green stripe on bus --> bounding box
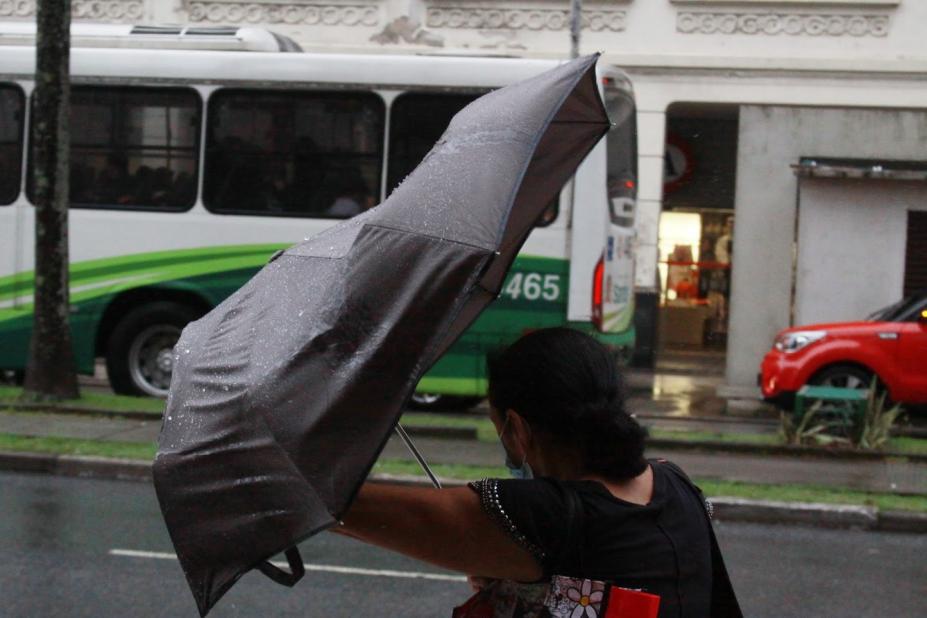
[0,244,284,302]
[415,376,488,396]
[0,247,635,388]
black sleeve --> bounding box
[468,477,570,576]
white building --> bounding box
[5,0,926,392]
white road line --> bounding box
[109,549,467,583]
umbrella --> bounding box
[154,53,612,616]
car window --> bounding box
[898,298,927,323]
[869,295,920,321]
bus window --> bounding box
[388,92,557,225]
[204,90,384,218]
[386,93,478,194]
[0,84,24,206]
[28,87,200,210]
[605,86,637,228]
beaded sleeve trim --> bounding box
[469,479,546,562]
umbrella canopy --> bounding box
[154,53,611,616]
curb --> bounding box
[0,450,924,534]
[644,438,927,464]
[0,450,151,482]
[709,497,878,529]
[4,402,162,422]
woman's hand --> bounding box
[467,575,497,592]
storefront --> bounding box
[656,104,738,357]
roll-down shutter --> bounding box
[904,211,927,297]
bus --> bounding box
[0,24,637,409]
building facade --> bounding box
[4,0,926,392]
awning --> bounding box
[792,157,927,181]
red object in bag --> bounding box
[451,591,495,618]
[604,586,661,618]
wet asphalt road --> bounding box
[1,472,925,617]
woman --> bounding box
[337,328,731,617]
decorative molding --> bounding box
[0,0,35,18]
[426,7,627,32]
[671,1,899,7]
[184,1,381,28]
[0,0,146,21]
[676,12,890,35]
[371,16,444,46]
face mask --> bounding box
[500,414,534,480]
[505,453,534,480]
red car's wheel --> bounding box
[809,364,874,390]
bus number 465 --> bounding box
[502,273,561,301]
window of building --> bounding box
[904,211,927,298]
[0,84,25,206]
[203,90,384,218]
[33,87,201,210]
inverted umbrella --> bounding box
[154,53,611,616]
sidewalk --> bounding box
[2,409,925,496]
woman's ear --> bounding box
[506,410,532,453]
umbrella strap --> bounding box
[257,547,305,587]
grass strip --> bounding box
[373,459,507,480]
[697,479,927,513]
[0,385,164,414]
[648,429,778,446]
[400,412,498,441]
[401,412,927,456]
[889,437,927,456]
[0,433,156,460]
[371,459,927,513]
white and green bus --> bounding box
[0,24,637,407]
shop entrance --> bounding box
[657,103,739,370]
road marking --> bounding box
[109,549,467,583]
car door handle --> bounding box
[878,333,899,340]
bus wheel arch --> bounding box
[97,290,211,397]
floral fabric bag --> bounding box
[451,575,659,618]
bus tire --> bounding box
[106,301,198,398]
[409,393,483,412]
[2,369,25,386]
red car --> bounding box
[760,291,927,409]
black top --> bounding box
[469,460,713,618]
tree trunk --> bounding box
[23,0,79,401]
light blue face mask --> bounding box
[501,414,533,480]
[505,453,534,480]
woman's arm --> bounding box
[335,481,543,582]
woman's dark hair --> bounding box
[488,327,647,481]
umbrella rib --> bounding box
[549,119,612,125]
[394,424,443,489]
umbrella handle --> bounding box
[257,547,305,587]
[395,423,442,489]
